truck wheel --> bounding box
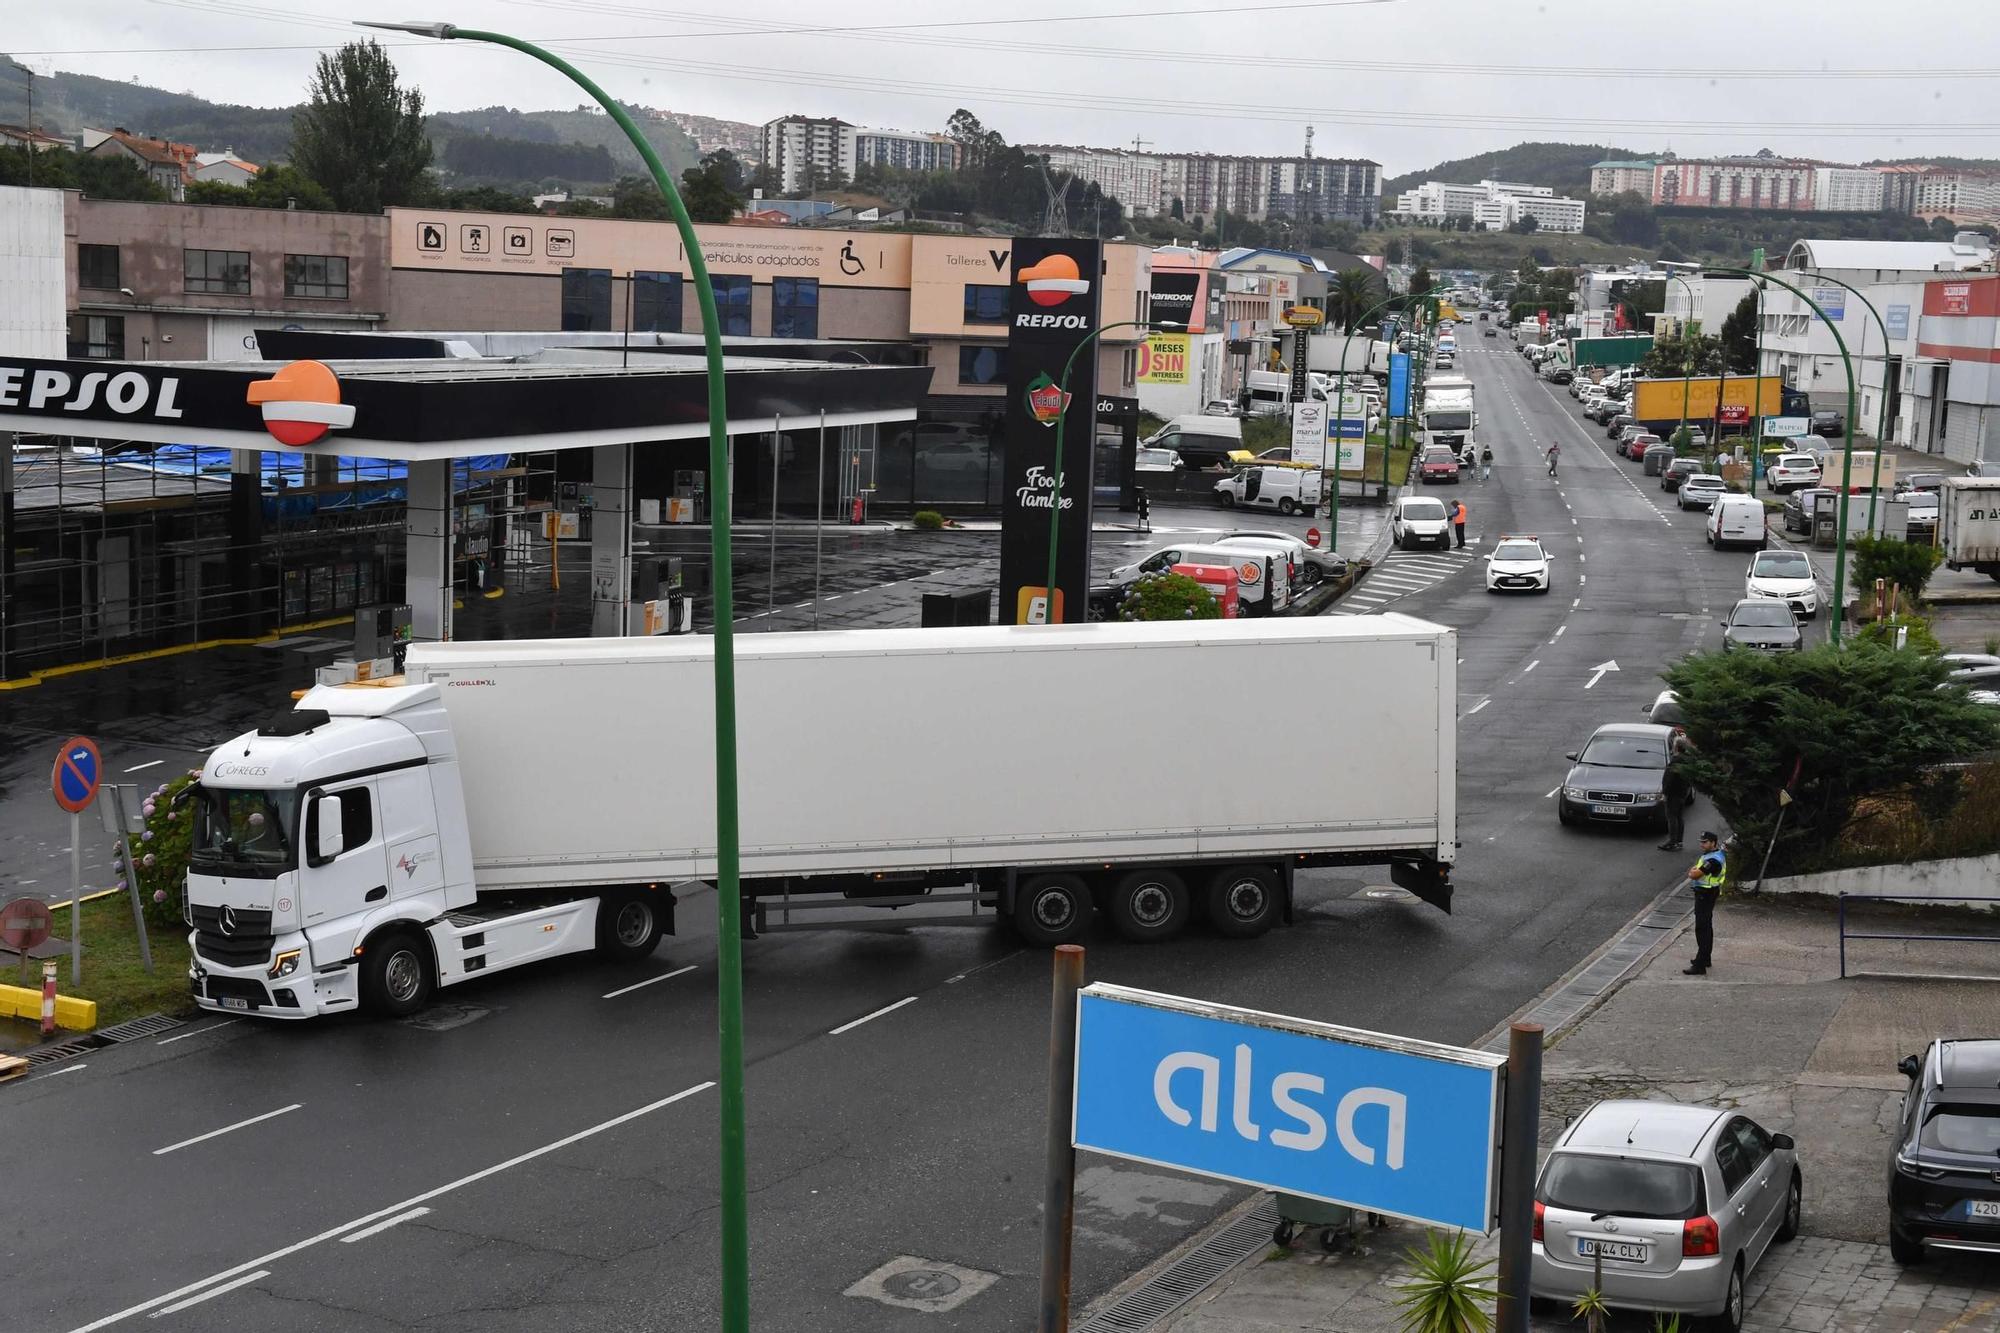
[361,930,433,1018]
[1108,869,1191,943]
[598,891,664,962]
[1203,865,1280,939]
[1015,873,1094,946]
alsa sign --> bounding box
[0,358,355,446]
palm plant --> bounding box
[1393,1230,1497,1333]
[1328,267,1379,333]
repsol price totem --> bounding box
[999,239,1103,625]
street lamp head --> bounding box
[354,19,457,39]
[1152,319,1186,331]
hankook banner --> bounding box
[999,238,1103,625]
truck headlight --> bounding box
[269,949,302,979]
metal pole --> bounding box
[110,786,151,972]
[768,415,780,615]
[1796,270,1893,528]
[69,810,80,985]
[1671,275,1696,439]
[1048,321,1166,623]
[1038,944,1086,1333]
[1495,1021,1545,1333]
[1754,276,1766,494]
[814,410,825,630]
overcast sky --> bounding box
[15,0,2000,174]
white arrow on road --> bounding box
[1585,660,1619,690]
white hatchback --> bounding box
[1744,548,1819,618]
[1485,535,1552,594]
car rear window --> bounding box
[1541,1154,1704,1220]
[1921,1105,2000,1155]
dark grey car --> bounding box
[1558,723,1675,829]
[1782,486,1834,534]
[1721,599,1803,653]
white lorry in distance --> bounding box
[1420,374,1478,452]
[184,621,1460,1019]
[1940,476,2000,582]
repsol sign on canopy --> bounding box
[999,239,1104,625]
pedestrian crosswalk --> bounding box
[1332,547,1480,614]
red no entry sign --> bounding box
[0,898,51,952]
[52,736,100,813]
[1305,527,1322,549]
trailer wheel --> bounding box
[1108,869,1191,943]
[1204,865,1281,938]
[598,891,664,962]
[361,930,433,1018]
[1014,873,1094,947]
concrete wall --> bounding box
[0,185,66,358]
[1761,853,2000,902]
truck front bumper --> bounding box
[189,933,358,1020]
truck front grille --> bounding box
[191,904,275,967]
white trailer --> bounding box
[1421,374,1478,450]
[184,620,1457,1019]
[1940,476,2000,581]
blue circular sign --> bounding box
[53,736,100,813]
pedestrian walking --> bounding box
[1451,499,1467,548]
[1546,442,1560,477]
[1480,444,1493,484]
[1683,831,1727,976]
[1659,728,1693,851]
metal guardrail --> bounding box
[1837,892,2000,979]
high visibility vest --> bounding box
[1697,853,1726,890]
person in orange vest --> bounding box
[1451,499,1467,549]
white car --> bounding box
[1134,446,1183,474]
[1677,474,1728,511]
[1391,495,1453,551]
[1766,453,1822,492]
[1485,535,1552,594]
[1744,548,1819,619]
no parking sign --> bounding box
[52,737,100,813]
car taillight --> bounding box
[1682,1215,1720,1257]
[1532,1201,1545,1243]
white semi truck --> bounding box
[1421,374,1478,451]
[184,619,1458,1020]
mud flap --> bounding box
[1391,857,1453,914]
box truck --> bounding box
[1940,476,2000,582]
[1420,375,1477,450]
[184,620,1459,1019]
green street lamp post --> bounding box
[1792,270,1895,527]
[357,20,753,1331]
[1666,273,1699,441]
[1334,284,1449,540]
[1048,320,1182,619]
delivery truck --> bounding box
[1420,374,1477,450]
[1310,333,1392,381]
[1940,476,2000,582]
[183,619,1459,1019]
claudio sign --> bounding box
[1073,984,1504,1232]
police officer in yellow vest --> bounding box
[1684,831,1726,976]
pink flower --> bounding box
[141,829,154,842]
[153,889,167,904]
[143,853,157,868]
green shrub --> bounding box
[911,510,946,531]
[1852,614,1944,655]
[1850,534,1944,602]
[1118,572,1221,621]
[120,773,198,930]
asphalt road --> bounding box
[8,334,1780,1333]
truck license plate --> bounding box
[218,997,250,1011]
[1970,1200,2000,1220]
[1577,1238,1649,1263]
[1591,804,1628,817]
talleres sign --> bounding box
[999,239,1103,625]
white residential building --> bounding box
[851,129,960,176]
[758,116,962,192]
[192,152,259,187]
[1812,167,1885,213]
[1589,160,1657,197]
[1027,145,1165,217]
[1914,170,2000,225]
[1394,178,1585,233]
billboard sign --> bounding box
[1000,239,1103,625]
[1137,334,1191,384]
[1943,283,1973,316]
[1762,416,1810,438]
[1811,288,1846,321]
[1387,353,1411,419]
[1291,401,1327,467]
[1886,304,1910,341]
[1073,985,1505,1232]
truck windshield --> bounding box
[1425,411,1473,431]
[192,787,298,876]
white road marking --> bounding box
[1551,625,1567,640]
[32,1063,88,1081]
[339,1208,431,1244]
[829,996,918,1035]
[1524,660,1540,673]
[1467,700,1490,715]
[154,1104,303,1156]
[124,760,164,773]
[147,1271,270,1319]
[1545,786,1560,798]
[157,1020,241,1046]
[1579,573,1587,584]
[1572,598,1581,609]
[601,964,698,1000]
[68,1083,717,1333]
[1586,660,1621,690]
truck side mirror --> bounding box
[313,793,344,865]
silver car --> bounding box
[1534,1100,1801,1331]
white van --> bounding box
[1109,542,1288,614]
[1143,414,1243,470]
[1390,495,1454,550]
[1214,465,1323,516]
[1706,494,1769,551]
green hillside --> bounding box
[1384,141,1649,200]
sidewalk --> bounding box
[1146,895,2000,1333]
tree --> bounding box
[289,39,434,212]
[1510,213,1541,234]
[0,146,168,201]
[1666,643,1999,876]
[1327,267,1379,333]
[608,174,672,219]
[946,108,989,171]
[1851,534,1946,603]
[185,165,335,211]
[438,185,537,213]
[1640,327,1724,378]
[1607,193,1660,246]
[1408,266,1434,304]
[1384,236,1406,264]
[680,150,746,223]
[1169,196,1184,221]
[1719,287,1761,375]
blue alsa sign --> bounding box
[1073,985,1505,1232]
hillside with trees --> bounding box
[1384,141,1646,200]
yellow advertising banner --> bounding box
[1137,334,1192,384]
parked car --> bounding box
[1606,414,1638,440]
[1677,474,1729,511]
[1485,534,1553,594]
[1683,426,1710,450]
[1661,458,1700,492]
[1548,367,1574,385]
[1898,486,1941,530]
[1484,325,1498,338]
[1558,724,1676,828]
[1766,453,1823,493]
[1811,409,1845,438]
[1782,486,1834,534]
[1534,1099,1801,1327]
[1591,399,1629,426]
[1626,433,1663,462]
[1107,542,1283,614]
[1134,446,1183,475]
[1391,495,1453,550]
[1890,1039,2000,1265]
[1720,598,1803,653]
[1214,465,1321,515]
[1903,471,1947,494]
[1706,495,1770,550]
[1643,689,1685,727]
[1418,446,1462,484]
[1745,548,1820,619]
[1224,530,1345,584]
[1941,653,2000,689]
